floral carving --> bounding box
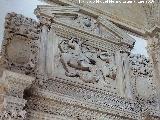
[76,15,99,33]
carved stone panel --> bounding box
[1,13,40,75]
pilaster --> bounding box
[36,12,61,79]
[147,30,160,112]
[147,31,160,84]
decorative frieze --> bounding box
[26,95,136,120]
[33,78,141,119]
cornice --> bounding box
[41,0,147,36]
[30,86,141,119]
[31,75,144,119]
[51,22,132,53]
[41,0,160,38]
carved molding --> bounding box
[27,90,139,120]
[30,77,148,119]
[0,70,35,98]
[0,96,27,120]
[41,0,147,35]
[0,70,35,120]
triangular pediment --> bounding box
[35,5,135,48]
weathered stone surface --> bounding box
[41,0,157,36]
[0,70,35,120]
[0,1,160,120]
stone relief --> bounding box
[98,51,117,80]
[57,36,158,99]
[59,37,101,83]
[58,14,127,45]
[0,70,35,120]
[76,15,100,34]
[128,54,158,112]
[36,5,135,47]
[58,37,120,84]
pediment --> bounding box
[41,0,150,35]
[35,5,135,48]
